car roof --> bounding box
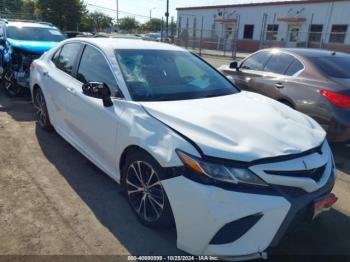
[7,21,56,29]
[268,48,350,58]
[70,37,186,51]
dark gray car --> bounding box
[221,48,350,142]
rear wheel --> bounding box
[122,151,175,228]
[33,88,53,131]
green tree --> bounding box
[118,17,139,33]
[37,0,86,30]
[88,12,113,32]
[142,18,162,32]
[0,0,22,18]
[20,0,37,20]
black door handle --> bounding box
[275,83,284,89]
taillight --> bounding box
[320,89,350,108]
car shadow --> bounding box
[34,124,183,256]
[268,208,350,259]
[330,141,350,175]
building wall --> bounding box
[177,0,350,52]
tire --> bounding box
[122,151,175,229]
[33,88,53,132]
[1,70,22,97]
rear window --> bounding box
[311,56,350,79]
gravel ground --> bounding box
[0,75,349,260]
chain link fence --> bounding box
[173,20,350,58]
[261,30,350,51]
[174,25,239,58]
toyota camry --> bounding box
[30,38,337,260]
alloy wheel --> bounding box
[34,90,48,127]
[3,71,20,97]
[126,161,165,222]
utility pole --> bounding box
[165,0,169,37]
[150,8,156,21]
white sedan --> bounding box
[30,38,337,260]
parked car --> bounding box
[143,32,161,42]
[30,38,337,260]
[0,19,65,97]
[94,32,142,40]
[220,48,350,142]
[64,31,93,38]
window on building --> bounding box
[329,25,348,43]
[243,25,254,39]
[211,22,217,38]
[309,24,323,42]
[266,24,279,41]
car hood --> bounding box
[141,92,326,162]
[7,39,59,54]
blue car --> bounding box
[0,19,65,96]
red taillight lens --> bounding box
[320,89,350,108]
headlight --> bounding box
[176,150,267,187]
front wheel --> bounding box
[2,70,22,97]
[123,151,175,228]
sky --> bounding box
[84,0,290,23]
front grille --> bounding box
[265,165,326,182]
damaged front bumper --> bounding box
[4,47,41,89]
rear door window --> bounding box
[77,45,118,94]
[285,59,304,76]
[241,52,271,71]
[264,53,294,75]
[52,48,61,64]
[55,43,81,76]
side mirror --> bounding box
[82,82,113,107]
[229,61,239,71]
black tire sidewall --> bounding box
[34,88,53,132]
[122,151,175,229]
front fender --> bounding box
[115,101,200,181]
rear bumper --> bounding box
[161,169,336,257]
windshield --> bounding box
[311,56,350,79]
[115,50,238,101]
[7,26,65,42]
